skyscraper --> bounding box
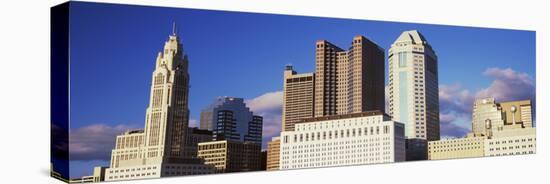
[199,97,227,131]
[388,30,440,141]
[143,24,190,163]
[314,36,385,118]
[104,25,215,181]
[314,40,343,117]
[197,97,263,173]
[199,97,263,144]
[342,36,386,114]
[282,65,315,132]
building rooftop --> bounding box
[394,30,428,45]
[189,127,212,135]
[297,110,387,123]
[124,129,144,135]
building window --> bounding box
[398,52,407,67]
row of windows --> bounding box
[283,152,392,162]
[164,165,210,170]
[430,146,482,153]
[108,166,157,174]
[164,171,211,176]
[284,126,391,143]
[284,142,391,152]
[283,147,392,157]
[281,157,392,169]
[488,138,534,145]
[108,172,156,180]
[489,151,534,156]
[116,135,144,149]
[282,138,385,149]
[296,119,384,131]
[430,140,482,146]
[488,144,534,151]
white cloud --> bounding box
[438,67,535,137]
[476,67,535,101]
[245,91,283,148]
[246,91,283,113]
[189,119,199,128]
[70,124,139,161]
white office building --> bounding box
[279,111,405,170]
[485,127,536,157]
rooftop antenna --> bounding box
[172,21,177,36]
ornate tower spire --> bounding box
[143,23,190,162]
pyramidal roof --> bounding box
[394,30,428,45]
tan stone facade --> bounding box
[428,98,536,160]
[428,127,536,160]
[499,100,533,128]
[314,40,343,117]
[428,137,485,160]
[282,66,315,132]
[197,140,262,173]
[472,98,533,137]
[110,130,145,168]
[314,36,385,117]
[472,98,506,137]
[266,137,281,170]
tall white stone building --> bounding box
[279,111,405,170]
[104,25,214,182]
[388,30,439,160]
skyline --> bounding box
[67,2,536,178]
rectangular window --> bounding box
[398,52,407,67]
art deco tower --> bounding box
[105,25,217,181]
[143,24,190,163]
[388,30,440,141]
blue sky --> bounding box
[66,2,535,178]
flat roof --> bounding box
[297,110,386,123]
